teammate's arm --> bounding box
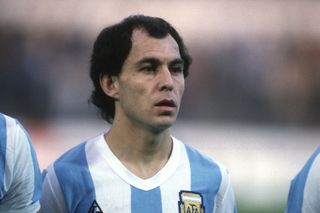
[0,115,41,212]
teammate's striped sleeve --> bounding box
[0,113,41,212]
[286,147,320,213]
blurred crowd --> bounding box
[183,34,320,125]
[1,25,319,125]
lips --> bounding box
[155,99,177,107]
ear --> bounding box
[100,74,119,100]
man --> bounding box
[0,113,41,212]
[286,147,320,213]
[41,15,237,213]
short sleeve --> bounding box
[214,166,237,213]
[0,114,41,212]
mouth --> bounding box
[155,99,177,108]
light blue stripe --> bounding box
[17,121,42,203]
[286,147,320,213]
[54,142,96,213]
[131,186,162,213]
[185,145,222,213]
[42,169,48,182]
[0,113,7,198]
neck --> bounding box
[104,118,173,179]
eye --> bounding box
[140,66,156,73]
[169,65,183,75]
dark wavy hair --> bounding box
[89,15,192,123]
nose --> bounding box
[159,66,174,91]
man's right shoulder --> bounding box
[43,136,101,194]
[41,138,100,212]
[55,135,102,167]
[42,141,87,185]
[46,135,101,180]
[54,142,88,169]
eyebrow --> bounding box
[135,57,184,67]
[136,57,162,67]
[169,58,184,67]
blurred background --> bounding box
[1,1,320,212]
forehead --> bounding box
[128,29,181,62]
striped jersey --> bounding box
[286,147,320,213]
[0,113,41,212]
[41,134,236,213]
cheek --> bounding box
[176,79,185,97]
[131,82,148,96]
[120,81,148,102]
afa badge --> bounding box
[178,191,205,213]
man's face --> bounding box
[114,29,185,132]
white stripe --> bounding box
[86,136,131,213]
[3,116,15,194]
[160,140,191,212]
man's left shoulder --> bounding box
[177,139,227,174]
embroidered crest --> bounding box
[178,191,205,213]
[88,200,103,213]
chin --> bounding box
[150,124,172,134]
[152,117,176,131]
